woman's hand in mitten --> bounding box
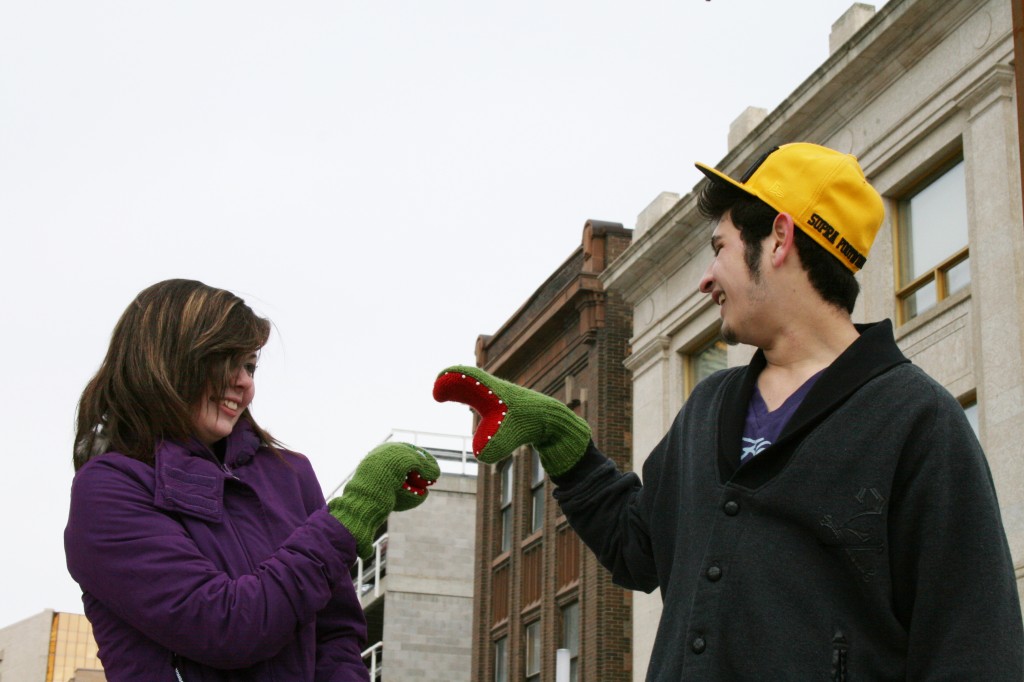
[327,442,440,560]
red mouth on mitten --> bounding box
[402,470,435,496]
[433,371,507,457]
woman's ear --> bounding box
[770,213,796,268]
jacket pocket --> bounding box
[831,631,848,682]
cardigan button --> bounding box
[706,565,722,582]
[723,500,740,516]
[691,637,706,654]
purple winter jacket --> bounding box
[64,422,369,681]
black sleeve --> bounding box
[888,384,1024,680]
[552,441,660,593]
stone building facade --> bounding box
[471,221,633,682]
[600,1,1024,679]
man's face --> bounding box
[698,212,768,346]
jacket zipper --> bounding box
[173,653,186,681]
[169,455,237,682]
[211,455,260,575]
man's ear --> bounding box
[770,213,796,268]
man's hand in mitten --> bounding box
[432,365,590,476]
[328,442,441,560]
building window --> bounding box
[525,621,541,682]
[556,524,580,590]
[499,460,514,554]
[49,612,103,682]
[522,542,542,607]
[492,563,510,625]
[494,636,509,682]
[530,448,545,534]
[685,335,727,397]
[896,157,970,322]
[561,602,580,682]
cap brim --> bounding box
[695,161,748,194]
[695,160,779,215]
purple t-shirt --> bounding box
[740,370,824,465]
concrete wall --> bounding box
[0,610,52,682]
[380,472,476,682]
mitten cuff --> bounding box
[327,496,383,561]
[536,407,591,476]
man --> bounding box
[434,143,1023,680]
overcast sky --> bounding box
[0,0,890,628]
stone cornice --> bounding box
[623,335,671,374]
[480,273,604,374]
[956,63,1016,120]
[601,192,707,304]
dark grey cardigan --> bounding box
[554,320,1023,681]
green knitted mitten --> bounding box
[432,365,590,476]
[327,442,441,560]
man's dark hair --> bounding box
[697,179,860,313]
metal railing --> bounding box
[384,429,475,477]
[362,641,383,680]
[354,534,388,598]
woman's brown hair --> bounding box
[74,279,279,470]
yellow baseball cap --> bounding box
[695,142,884,272]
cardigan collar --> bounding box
[717,319,910,487]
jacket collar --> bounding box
[151,421,261,522]
[717,319,910,486]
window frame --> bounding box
[560,600,580,682]
[893,153,970,324]
[684,332,727,398]
[529,448,545,535]
[524,619,541,682]
[498,459,514,556]
[494,635,509,682]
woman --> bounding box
[65,279,439,681]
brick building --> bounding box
[470,220,633,682]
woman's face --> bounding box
[192,352,257,446]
